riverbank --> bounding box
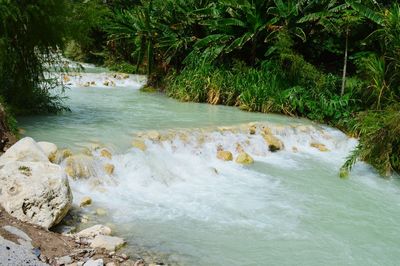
[0,206,151,266]
[0,135,167,266]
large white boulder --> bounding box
[0,161,72,229]
[0,137,48,166]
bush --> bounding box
[166,56,358,126]
[342,104,400,177]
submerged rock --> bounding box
[216,150,233,161]
[235,152,254,165]
[132,140,147,151]
[80,196,92,207]
[104,163,115,175]
[0,161,72,229]
[100,149,112,159]
[310,142,329,152]
[95,208,108,216]
[90,235,126,251]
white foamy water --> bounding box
[19,66,400,266]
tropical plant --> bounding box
[0,0,70,114]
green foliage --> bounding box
[342,104,400,176]
[0,0,70,114]
[166,56,358,124]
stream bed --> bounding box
[19,65,400,266]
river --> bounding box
[18,64,400,265]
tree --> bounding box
[0,0,70,114]
[299,1,362,96]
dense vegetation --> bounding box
[1,0,399,177]
[0,0,71,114]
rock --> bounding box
[84,259,103,266]
[80,196,92,207]
[64,154,96,179]
[90,235,126,251]
[262,129,284,152]
[132,140,146,151]
[62,149,73,159]
[37,142,58,161]
[63,75,71,83]
[235,152,254,165]
[146,131,161,141]
[104,164,115,175]
[310,142,329,152]
[216,150,233,161]
[103,80,110,86]
[76,224,112,238]
[235,143,244,153]
[134,260,145,266]
[0,161,72,229]
[249,125,257,135]
[106,262,117,266]
[0,236,47,266]
[100,149,112,159]
[95,208,107,216]
[3,225,32,242]
[0,137,48,166]
[90,81,96,86]
[292,146,298,153]
[80,215,89,224]
[57,255,73,265]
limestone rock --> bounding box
[249,125,257,135]
[64,154,96,179]
[235,152,254,165]
[56,256,73,265]
[100,149,112,159]
[147,131,161,141]
[76,224,112,238]
[0,161,72,229]
[84,259,104,266]
[310,142,329,152]
[80,196,92,207]
[0,137,48,166]
[62,149,73,159]
[37,141,57,161]
[216,150,233,161]
[262,129,284,152]
[90,235,126,251]
[104,163,115,175]
[132,140,146,151]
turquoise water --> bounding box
[19,68,400,266]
